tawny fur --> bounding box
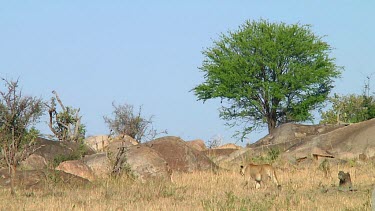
[240,164,281,189]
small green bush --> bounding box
[318,159,330,178]
[251,148,280,164]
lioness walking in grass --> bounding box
[240,164,281,189]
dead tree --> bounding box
[46,90,83,142]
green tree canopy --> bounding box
[193,20,341,139]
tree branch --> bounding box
[52,90,66,111]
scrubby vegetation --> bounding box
[0,160,373,210]
[249,148,281,164]
[0,78,44,194]
[320,93,375,124]
[46,90,85,142]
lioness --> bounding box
[240,164,281,189]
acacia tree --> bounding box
[193,20,341,139]
[0,78,43,195]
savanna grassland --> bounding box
[0,161,373,211]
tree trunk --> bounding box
[10,164,16,195]
[267,116,277,134]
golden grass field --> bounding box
[0,161,373,211]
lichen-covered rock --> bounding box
[82,153,112,179]
[186,139,207,151]
[125,145,171,182]
[146,136,218,173]
[0,169,89,190]
[82,145,172,182]
[20,154,47,170]
[55,160,96,181]
[84,135,138,152]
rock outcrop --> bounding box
[126,145,171,182]
[20,154,48,170]
[82,144,172,182]
[28,137,95,165]
[186,139,207,151]
[82,153,112,179]
[146,136,218,172]
[85,135,138,152]
[0,169,89,190]
[55,160,96,181]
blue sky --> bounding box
[1,1,374,146]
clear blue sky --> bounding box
[1,1,374,146]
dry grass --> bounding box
[0,161,374,211]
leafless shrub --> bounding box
[206,134,223,149]
[104,102,166,143]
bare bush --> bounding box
[104,102,166,143]
[206,134,223,149]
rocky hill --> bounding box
[209,118,375,169]
[283,118,375,160]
